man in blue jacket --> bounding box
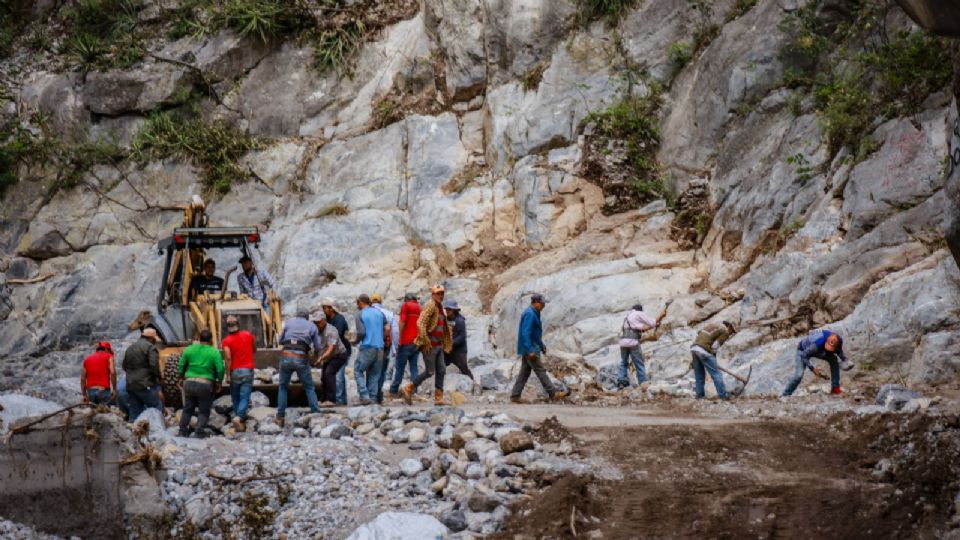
[509,294,568,403]
[782,329,852,396]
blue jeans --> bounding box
[277,356,319,417]
[127,386,162,421]
[617,346,646,387]
[691,348,727,399]
[354,348,383,402]
[336,361,347,405]
[390,344,420,394]
[782,351,840,396]
[86,388,112,405]
[230,368,254,420]
[376,348,391,403]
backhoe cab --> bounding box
[143,197,315,408]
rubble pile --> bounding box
[155,405,585,538]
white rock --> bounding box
[346,512,448,540]
[407,427,428,443]
[400,458,424,477]
[0,394,62,433]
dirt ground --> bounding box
[491,402,960,540]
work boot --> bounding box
[401,383,414,405]
[552,391,569,400]
[434,389,445,406]
[231,416,246,432]
[831,386,842,395]
[510,396,528,404]
[276,416,285,428]
[388,391,401,400]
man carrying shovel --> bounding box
[690,321,738,399]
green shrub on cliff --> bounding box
[132,112,256,195]
[779,0,952,158]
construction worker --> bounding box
[315,316,349,406]
[321,298,351,406]
[690,321,737,399]
[221,315,255,432]
[237,256,275,310]
[370,293,399,404]
[510,294,568,403]
[402,285,452,406]
[277,310,322,426]
[123,327,163,420]
[782,329,851,396]
[190,258,224,297]
[353,294,387,406]
[389,292,421,398]
[617,304,656,388]
[444,300,473,380]
[177,329,225,438]
[81,341,117,405]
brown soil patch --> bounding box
[532,415,574,444]
[495,411,960,539]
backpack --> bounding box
[620,315,641,341]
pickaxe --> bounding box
[716,363,752,396]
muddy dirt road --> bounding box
[491,400,960,540]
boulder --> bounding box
[465,438,498,461]
[440,509,468,532]
[82,64,191,115]
[499,430,534,455]
[452,427,476,451]
[0,394,62,434]
[212,395,234,415]
[321,424,354,439]
[400,458,424,477]
[467,485,503,512]
[345,512,447,540]
[444,373,475,394]
[876,384,921,411]
[247,407,275,423]
[407,427,428,443]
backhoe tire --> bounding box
[160,352,183,408]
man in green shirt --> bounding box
[177,329,225,438]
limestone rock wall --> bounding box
[1,0,958,395]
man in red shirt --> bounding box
[221,315,256,431]
[82,341,116,405]
[389,292,421,398]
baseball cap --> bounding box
[443,300,460,310]
[531,293,547,304]
[404,292,417,301]
[142,328,158,340]
[431,284,445,294]
[225,315,239,329]
[370,293,383,303]
[96,341,113,352]
[320,297,337,309]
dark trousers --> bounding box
[510,353,556,398]
[86,388,113,405]
[127,386,161,421]
[179,380,214,435]
[321,353,348,403]
[445,349,473,380]
[412,346,446,391]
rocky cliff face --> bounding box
[1,0,958,396]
